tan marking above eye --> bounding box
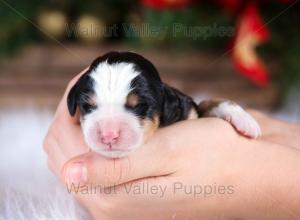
[87,95,97,106]
[126,93,139,108]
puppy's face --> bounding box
[67,52,163,158]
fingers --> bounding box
[43,69,90,176]
[44,110,88,161]
[54,68,90,157]
[61,129,177,187]
[247,109,300,149]
[247,109,290,136]
[70,176,176,220]
[61,118,236,188]
[44,134,66,176]
[56,121,89,157]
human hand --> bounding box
[44,71,300,220]
[248,110,300,149]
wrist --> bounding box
[227,139,300,220]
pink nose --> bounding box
[100,130,120,145]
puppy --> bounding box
[67,51,261,158]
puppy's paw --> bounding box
[209,101,262,138]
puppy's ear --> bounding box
[160,84,196,126]
[67,72,94,116]
[67,83,79,116]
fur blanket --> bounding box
[0,109,90,220]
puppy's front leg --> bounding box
[197,100,262,138]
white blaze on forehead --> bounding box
[90,61,140,105]
[82,61,144,158]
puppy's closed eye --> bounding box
[80,94,97,114]
[125,94,149,116]
[81,102,97,115]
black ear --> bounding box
[67,83,79,116]
[160,84,195,126]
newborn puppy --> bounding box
[67,51,261,158]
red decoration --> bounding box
[142,0,191,10]
[142,0,295,86]
[232,2,270,87]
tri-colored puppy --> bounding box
[67,51,261,158]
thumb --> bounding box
[61,132,177,187]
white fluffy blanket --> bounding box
[0,109,90,220]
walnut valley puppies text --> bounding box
[65,23,234,40]
[66,182,235,198]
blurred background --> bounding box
[0,1,300,217]
[1,0,300,151]
[1,0,300,113]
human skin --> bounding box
[43,71,300,220]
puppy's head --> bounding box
[67,52,163,158]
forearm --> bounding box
[249,110,300,149]
[160,119,300,219]
[229,138,300,220]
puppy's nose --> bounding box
[100,130,120,145]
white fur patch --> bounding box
[0,109,90,220]
[90,61,139,105]
[210,101,262,138]
[82,61,143,158]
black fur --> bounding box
[160,84,197,126]
[67,51,198,126]
[67,74,96,116]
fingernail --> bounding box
[65,162,87,184]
